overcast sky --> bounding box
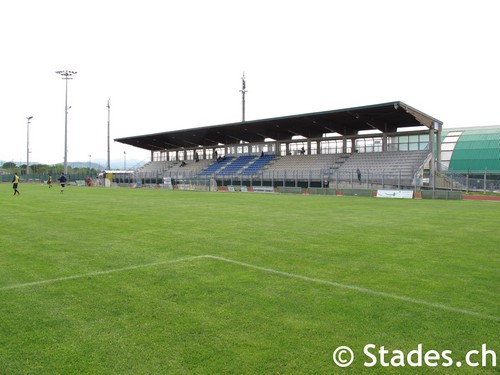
[1,0,499,166]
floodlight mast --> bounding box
[107,99,111,170]
[26,116,33,176]
[55,70,77,175]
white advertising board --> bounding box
[376,190,413,199]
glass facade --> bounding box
[151,131,431,162]
[388,134,429,152]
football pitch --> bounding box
[1,184,498,374]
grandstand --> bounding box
[119,102,439,189]
[116,102,498,191]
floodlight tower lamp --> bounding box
[26,116,33,176]
[56,70,77,175]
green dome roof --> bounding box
[441,126,500,173]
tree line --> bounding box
[1,162,99,177]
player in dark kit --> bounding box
[12,173,20,195]
[47,174,52,188]
[58,173,67,193]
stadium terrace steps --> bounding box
[137,161,172,174]
[138,151,429,185]
[262,154,348,179]
[166,159,212,175]
[198,156,235,176]
[217,155,256,175]
[138,159,213,178]
[336,151,429,178]
[241,154,276,175]
[198,154,277,177]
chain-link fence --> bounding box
[9,168,497,193]
[431,170,500,193]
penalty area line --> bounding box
[204,255,500,323]
[0,255,206,292]
[2,253,498,323]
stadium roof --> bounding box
[115,101,442,151]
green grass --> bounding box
[0,183,498,374]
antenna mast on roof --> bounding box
[240,72,247,122]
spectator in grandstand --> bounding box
[261,150,264,158]
[12,172,20,195]
[180,160,186,167]
[300,146,305,155]
[195,152,199,162]
[356,168,361,183]
[58,173,67,193]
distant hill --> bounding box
[67,162,105,170]
[91,158,147,170]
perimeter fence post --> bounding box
[484,169,487,193]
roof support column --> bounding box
[429,127,435,188]
[436,124,442,171]
[382,133,388,152]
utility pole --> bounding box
[240,72,247,122]
[107,99,111,170]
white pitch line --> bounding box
[0,255,205,291]
[2,254,498,322]
[203,255,500,323]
